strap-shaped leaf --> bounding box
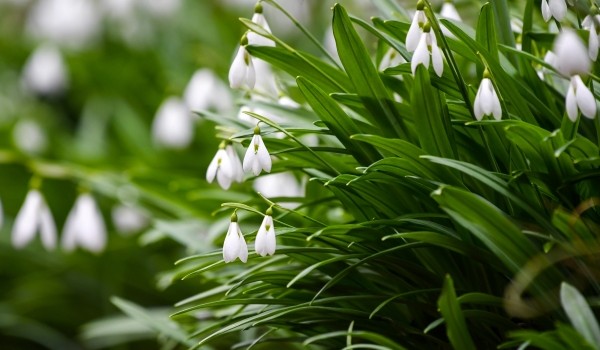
[438,275,477,350]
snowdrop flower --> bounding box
[541,0,567,22]
[223,212,248,263]
[26,0,101,48]
[255,208,276,256]
[254,59,278,97]
[13,119,48,154]
[152,97,193,149]
[553,29,590,77]
[62,193,107,253]
[411,23,444,77]
[112,204,150,235]
[206,142,234,189]
[184,69,232,114]
[12,189,57,250]
[247,2,275,47]
[582,12,600,61]
[565,75,596,121]
[226,143,244,183]
[473,71,502,121]
[406,0,427,52]
[379,47,406,71]
[229,35,255,90]
[243,125,272,176]
[21,43,68,97]
[440,0,462,21]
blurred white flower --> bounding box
[582,14,600,61]
[406,1,427,52]
[206,146,234,190]
[62,193,107,253]
[152,97,193,149]
[229,44,255,90]
[254,59,278,97]
[13,119,48,154]
[411,25,443,77]
[473,76,502,121]
[26,0,101,48]
[111,204,150,235]
[255,209,275,256]
[223,213,248,263]
[226,144,244,183]
[566,75,596,121]
[21,43,68,96]
[553,29,590,77]
[243,126,272,176]
[12,189,57,250]
[184,69,232,114]
[440,1,462,21]
[379,47,406,71]
[253,172,304,209]
[541,0,567,22]
[247,2,275,47]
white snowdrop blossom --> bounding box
[13,119,48,154]
[255,208,276,256]
[440,1,462,21]
[243,125,272,176]
[247,2,275,47]
[411,24,444,77]
[206,143,234,190]
[379,47,406,71]
[111,204,150,235]
[12,189,57,250]
[406,0,427,52]
[473,74,502,121]
[62,193,107,253]
[151,97,193,149]
[541,0,567,22]
[184,69,232,113]
[553,29,590,77]
[22,43,68,96]
[226,144,244,183]
[582,13,600,61]
[223,213,248,263]
[565,75,596,121]
[229,37,255,90]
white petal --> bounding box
[554,29,590,77]
[61,198,80,252]
[431,41,444,77]
[479,79,495,116]
[206,151,220,183]
[589,27,599,61]
[12,190,43,249]
[217,149,233,179]
[243,137,257,173]
[265,221,276,256]
[491,88,503,120]
[411,34,430,75]
[76,194,106,253]
[566,80,578,122]
[574,76,597,119]
[223,222,241,262]
[440,3,462,21]
[549,0,566,21]
[473,86,484,121]
[255,135,272,173]
[245,54,256,90]
[152,97,193,149]
[238,229,248,263]
[406,11,424,52]
[252,156,262,176]
[38,202,57,250]
[583,15,593,29]
[216,169,233,190]
[228,47,247,89]
[226,145,244,182]
[541,0,551,22]
[255,217,268,256]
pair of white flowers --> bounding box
[206,126,272,190]
[12,190,106,253]
[541,0,567,22]
[407,1,444,77]
[223,210,276,263]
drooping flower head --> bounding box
[206,141,235,190]
[473,69,502,121]
[541,0,567,22]
[566,75,596,121]
[243,124,272,176]
[62,193,107,253]
[223,211,248,263]
[406,0,427,52]
[229,33,256,90]
[553,29,590,77]
[12,188,57,250]
[247,1,275,47]
[255,207,276,256]
[411,22,444,77]
[151,97,193,150]
[582,7,600,61]
[440,0,462,22]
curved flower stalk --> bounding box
[151,97,193,149]
[411,23,444,77]
[582,11,600,61]
[12,189,57,250]
[247,1,275,47]
[62,193,107,253]
[243,124,272,176]
[206,142,235,190]
[553,29,596,121]
[474,72,502,121]
[541,0,567,22]
[255,208,276,256]
[228,35,255,90]
[406,0,427,52]
[223,212,248,263]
